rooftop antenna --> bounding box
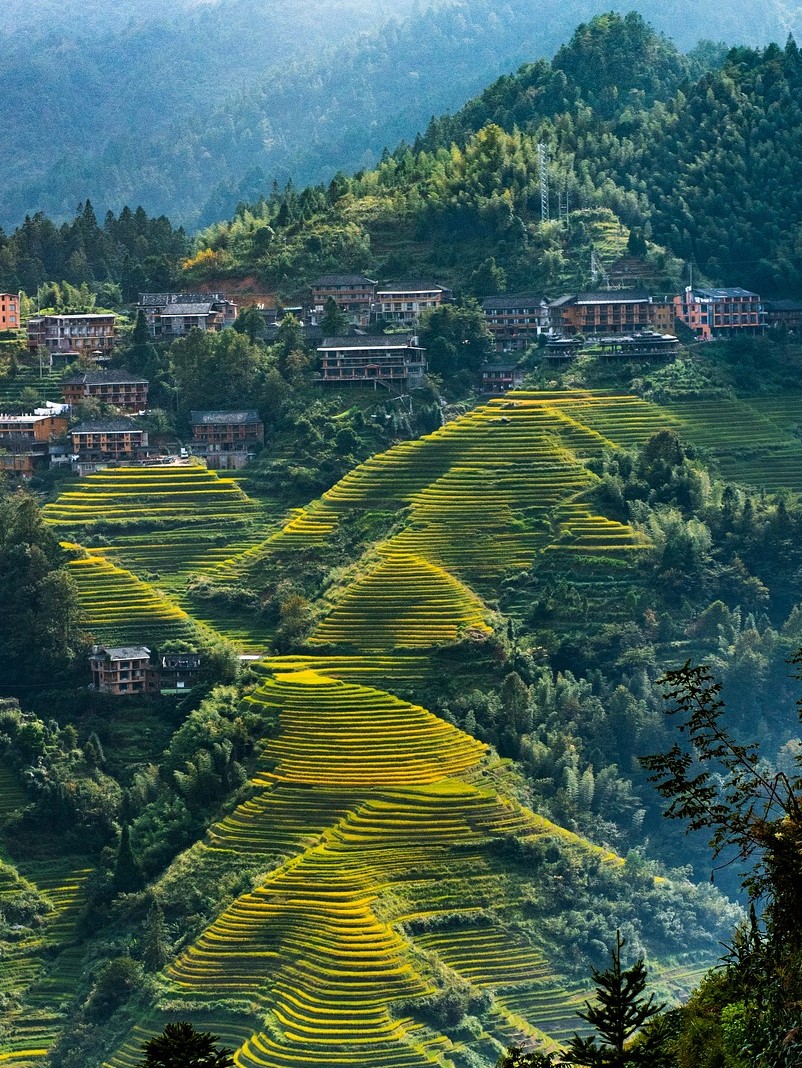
[538,143,550,224]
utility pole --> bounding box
[538,143,550,224]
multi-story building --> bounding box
[138,293,238,339]
[761,299,802,333]
[481,295,550,351]
[673,287,766,339]
[70,418,148,470]
[0,293,20,332]
[479,364,525,392]
[190,410,265,470]
[309,275,377,326]
[160,651,202,691]
[61,370,149,412]
[90,646,158,696]
[372,283,451,326]
[549,291,655,336]
[27,313,116,357]
[0,411,69,475]
[317,335,426,387]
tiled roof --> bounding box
[62,369,147,386]
[319,335,418,349]
[482,294,546,310]
[95,645,151,660]
[71,418,141,433]
[311,274,377,286]
[156,303,214,316]
[190,410,261,425]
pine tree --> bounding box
[142,900,169,972]
[136,1022,233,1068]
[320,296,349,336]
[564,931,665,1067]
[112,823,142,894]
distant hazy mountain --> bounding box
[2,0,800,231]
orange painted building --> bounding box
[673,287,766,339]
[0,293,20,331]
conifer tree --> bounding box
[563,931,665,1067]
[112,823,142,894]
[136,1022,233,1068]
[142,900,169,972]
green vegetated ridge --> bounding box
[0,0,793,232]
[185,15,802,299]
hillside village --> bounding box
[0,274,792,478]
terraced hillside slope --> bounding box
[105,669,725,1068]
[224,393,657,610]
[13,389,754,1066]
[44,463,279,650]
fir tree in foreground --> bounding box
[136,1022,233,1068]
[497,932,666,1067]
[563,931,666,1067]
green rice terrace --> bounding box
[16,387,798,1066]
[103,668,719,1068]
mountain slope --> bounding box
[186,15,802,296]
[4,0,802,230]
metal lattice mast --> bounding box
[538,143,550,223]
[590,248,610,289]
[558,178,569,229]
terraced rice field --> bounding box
[67,554,205,647]
[664,395,802,492]
[0,367,63,408]
[221,393,655,654]
[106,669,622,1068]
[45,464,280,650]
[44,463,259,535]
[0,860,92,1064]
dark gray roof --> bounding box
[190,410,261,425]
[481,363,523,373]
[62,369,147,386]
[693,287,759,300]
[319,335,419,349]
[482,294,546,310]
[156,303,214,316]
[71,418,141,433]
[311,274,377,287]
[376,282,449,294]
[574,290,651,304]
[94,645,151,660]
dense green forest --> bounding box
[183,15,802,297]
[1,0,799,230]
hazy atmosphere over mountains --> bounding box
[3,0,801,230]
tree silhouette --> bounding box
[136,1022,234,1068]
[563,931,665,1067]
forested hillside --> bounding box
[184,15,802,297]
[2,0,800,230]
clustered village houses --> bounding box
[0,276,798,479]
